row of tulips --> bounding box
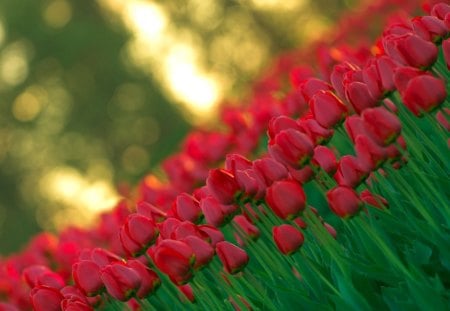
[1,0,449,310]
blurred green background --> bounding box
[0,0,356,254]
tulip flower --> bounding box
[411,16,448,42]
[253,157,288,186]
[126,260,160,299]
[233,215,260,241]
[200,196,238,227]
[153,239,195,285]
[268,116,302,140]
[310,90,348,128]
[215,241,249,274]
[355,135,387,171]
[225,154,253,173]
[172,193,202,223]
[362,55,397,99]
[72,260,104,296]
[30,285,64,311]
[443,38,450,70]
[298,118,334,145]
[360,189,389,209]
[362,107,402,146]
[272,224,305,255]
[344,79,378,114]
[268,129,314,169]
[206,169,241,205]
[22,265,65,290]
[198,224,225,247]
[311,145,337,175]
[120,214,159,257]
[265,180,306,220]
[344,115,367,143]
[327,186,362,218]
[181,236,215,270]
[334,155,369,188]
[298,78,333,103]
[100,262,141,301]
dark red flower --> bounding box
[298,118,334,145]
[253,157,288,186]
[30,285,64,311]
[327,186,362,218]
[334,155,369,188]
[126,260,160,299]
[360,189,389,209]
[355,135,387,171]
[172,193,202,223]
[265,180,306,220]
[311,145,337,175]
[310,90,348,128]
[206,169,241,204]
[272,224,305,255]
[153,239,195,285]
[215,241,249,274]
[181,236,214,270]
[362,107,402,146]
[120,214,159,257]
[268,129,314,169]
[100,262,141,301]
[72,260,104,296]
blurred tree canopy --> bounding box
[0,0,355,254]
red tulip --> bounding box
[355,135,387,171]
[30,285,64,311]
[327,186,362,218]
[362,55,397,99]
[288,166,314,184]
[181,235,215,270]
[310,90,348,128]
[233,215,260,241]
[215,241,249,274]
[225,154,253,173]
[136,201,167,223]
[330,62,358,101]
[198,224,225,247]
[234,168,266,199]
[272,224,305,255]
[126,260,161,298]
[72,260,104,296]
[206,169,241,204]
[172,193,202,223]
[311,145,337,174]
[268,116,302,140]
[399,73,447,116]
[265,180,306,220]
[200,196,238,227]
[431,3,450,20]
[383,32,438,68]
[360,189,389,209]
[443,38,450,70]
[345,80,378,114]
[344,115,367,143]
[436,108,450,131]
[153,239,195,285]
[120,214,159,257]
[299,78,333,103]
[22,265,64,290]
[100,262,141,301]
[268,129,314,169]
[253,157,288,186]
[334,155,369,188]
[298,118,334,145]
[411,16,448,42]
[362,107,402,146]
[178,284,195,303]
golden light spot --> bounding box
[43,0,73,29]
[39,166,119,222]
[249,0,305,10]
[0,20,5,48]
[125,1,167,41]
[163,45,220,118]
[12,91,42,122]
[0,42,30,86]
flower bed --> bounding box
[1,0,449,310]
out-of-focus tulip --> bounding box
[215,241,249,274]
[268,129,314,169]
[172,193,202,223]
[265,180,306,220]
[310,90,348,128]
[120,214,159,257]
[30,285,64,311]
[298,118,334,145]
[126,260,160,299]
[206,169,241,205]
[327,186,362,218]
[272,224,305,255]
[72,260,104,296]
[362,107,402,146]
[334,155,369,188]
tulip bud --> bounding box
[253,157,288,186]
[126,260,160,298]
[299,78,333,103]
[344,115,367,143]
[181,235,215,270]
[360,189,389,209]
[265,180,306,220]
[206,169,241,204]
[383,33,438,68]
[100,263,141,301]
[233,215,260,241]
[268,116,302,140]
[310,90,348,128]
[436,108,450,131]
[411,16,448,43]
[120,214,159,257]
[198,224,225,247]
[216,241,249,274]
[30,285,64,311]
[345,80,378,114]
[200,196,238,227]
[136,201,167,223]
[172,193,202,223]
[225,154,253,173]
[298,118,334,145]
[311,145,337,175]
[362,107,402,146]
[268,129,314,169]
[178,284,195,303]
[362,55,397,99]
[334,155,369,188]
[355,135,387,171]
[153,239,195,285]
[22,265,65,290]
[326,186,362,218]
[72,260,104,296]
[272,224,305,255]
[443,38,450,70]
